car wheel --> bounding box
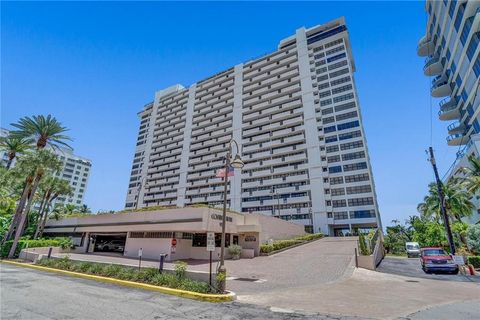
[452,269,459,275]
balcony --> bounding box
[417,35,435,57]
[446,133,468,146]
[423,56,442,76]
[447,121,466,135]
[438,97,460,121]
[430,76,451,98]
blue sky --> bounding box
[1,1,458,227]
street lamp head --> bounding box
[230,154,244,169]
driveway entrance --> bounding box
[89,233,127,254]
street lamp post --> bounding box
[218,139,244,293]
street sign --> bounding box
[206,232,215,251]
[138,248,143,257]
[453,255,465,265]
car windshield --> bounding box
[407,244,419,250]
[423,249,446,256]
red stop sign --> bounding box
[171,238,177,246]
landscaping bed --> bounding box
[1,238,72,258]
[260,233,324,255]
[36,257,211,294]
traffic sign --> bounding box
[206,232,215,251]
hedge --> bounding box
[467,256,480,269]
[260,233,324,253]
[1,238,72,258]
[36,257,210,293]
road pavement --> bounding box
[377,256,479,283]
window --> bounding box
[460,17,473,45]
[325,135,338,143]
[342,151,365,161]
[324,125,336,133]
[327,155,341,163]
[343,162,367,172]
[330,76,351,86]
[340,140,363,150]
[467,33,479,61]
[326,45,345,56]
[348,197,374,206]
[330,176,344,185]
[336,111,358,121]
[351,210,375,219]
[334,101,356,112]
[331,84,352,95]
[331,188,345,196]
[327,53,346,63]
[323,116,335,124]
[453,3,465,32]
[448,0,457,18]
[319,90,331,98]
[339,130,361,141]
[332,199,347,207]
[328,166,342,173]
[307,25,347,45]
[328,60,348,71]
[333,93,354,103]
[346,185,372,194]
[329,68,349,78]
[326,145,339,153]
[333,211,349,220]
[337,120,359,131]
[320,99,332,106]
[322,107,334,115]
[345,173,370,183]
[325,38,343,49]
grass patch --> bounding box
[36,257,210,293]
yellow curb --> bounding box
[0,260,235,303]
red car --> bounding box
[420,247,458,274]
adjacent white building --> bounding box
[0,127,92,208]
[125,17,382,236]
[417,0,480,224]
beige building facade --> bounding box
[43,207,305,261]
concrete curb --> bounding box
[0,260,236,303]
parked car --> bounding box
[96,240,125,252]
[420,247,458,274]
[405,242,420,258]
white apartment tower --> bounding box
[125,18,382,235]
[417,0,480,224]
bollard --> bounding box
[47,247,53,259]
[159,254,168,273]
[354,248,358,268]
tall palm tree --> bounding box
[5,115,71,249]
[457,154,480,196]
[417,181,473,223]
[35,179,73,239]
[9,115,72,150]
[0,135,32,169]
[8,150,62,258]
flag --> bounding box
[216,166,234,178]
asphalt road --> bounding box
[377,256,480,283]
[0,264,366,320]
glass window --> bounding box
[466,33,479,61]
[454,3,465,32]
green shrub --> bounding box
[174,261,187,279]
[1,238,64,258]
[467,256,480,268]
[227,244,242,257]
[294,233,324,241]
[359,233,371,256]
[272,240,303,251]
[260,244,274,253]
[33,259,209,293]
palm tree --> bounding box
[417,181,473,223]
[34,179,73,239]
[457,154,480,196]
[0,135,32,169]
[7,150,62,258]
[5,115,71,254]
[9,115,72,150]
[78,204,91,214]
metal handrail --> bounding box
[446,133,464,142]
[424,55,439,70]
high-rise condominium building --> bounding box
[417,0,480,224]
[125,17,382,235]
[1,128,92,208]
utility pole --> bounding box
[427,147,456,255]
